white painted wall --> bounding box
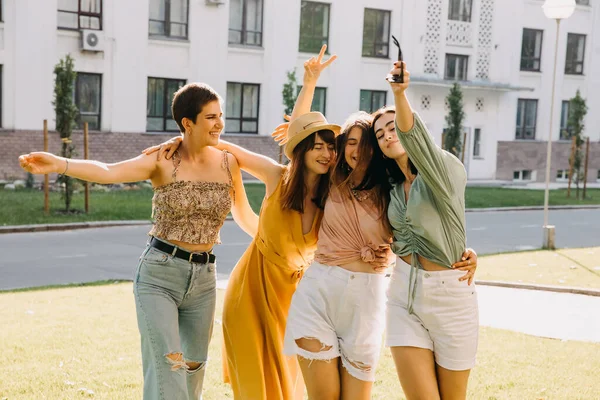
[1,0,599,179]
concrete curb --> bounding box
[475,280,600,297]
[0,220,151,234]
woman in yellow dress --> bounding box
[146,45,338,399]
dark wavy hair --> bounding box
[372,106,418,185]
[281,130,336,212]
[332,112,391,229]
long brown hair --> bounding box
[372,106,418,184]
[333,112,391,228]
[280,130,336,212]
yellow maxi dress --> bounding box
[222,176,322,399]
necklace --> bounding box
[351,188,371,202]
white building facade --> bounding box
[1,0,599,181]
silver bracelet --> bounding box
[62,158,69,175]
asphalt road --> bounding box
[1,209,599,290]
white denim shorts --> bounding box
[386,257,479,371]
[283,262,389,381]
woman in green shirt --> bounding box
[374,61,478,399]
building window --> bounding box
[448,0,472,22]
[445,54,469,81]
[473,128,482,158]
[229,0,263,46]
[226,82,260,134]
[362,8,391,58]
[597,170,600,182]
[576,0,590,5]
[556,169,570,182]
[146,77,186,132]
[297,86,327,115]
[149,0,189,39]
[58,0,102,30]
[560,100,573,140]
[513,169,533,181]
[520,29,543,72]
[299,1,330,53]
[565,33,586,75]
[516,99,538,140]
[0,0,3,22]
[359,90,387,113]
[75,73,101,130]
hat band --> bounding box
[303,120,327,130]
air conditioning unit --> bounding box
[206,0,225,5]
[81,30,105,52]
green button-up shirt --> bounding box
[388,113,467,313]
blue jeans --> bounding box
[133,240,216,400]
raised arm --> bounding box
[387,61,466,200]
[291,45,337,120]
[19,152,157,184]
[228,154,259,237]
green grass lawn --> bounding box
[0,183,266,226]
[478,247,600,289]
[0,284,598,399]
[1,185,598,226]
[465,187,600,208]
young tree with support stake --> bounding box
[444,83,465,159]
[53,55,78,212]
[280,70,298,164]
[567,90,588,199]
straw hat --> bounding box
[283,112,341,159]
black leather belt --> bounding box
[149,237,216,264]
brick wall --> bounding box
[496,140,600,182]
[0,129,284,181]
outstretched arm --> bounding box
[19,152,157,184]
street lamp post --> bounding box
[541,0,576,249]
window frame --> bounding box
[58,0,103,31]
[226,82,261,134]
[444,54,469,81]
[473,127,482,158]
[74,72,102,131]
[149,0,190,40]
[520,28,544,72]
[362,8,391,59]
[565,33,586,75]
[229,0,264,47]
[359,89,387,113]
[515,99,538,140]
[299,1,331,54]
[559,100,574,140]
[447,0,472,22]
[146,77,186,133]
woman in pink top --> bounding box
[282,111,396,399]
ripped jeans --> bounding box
[133,243,216,400]
[283,262,389,382]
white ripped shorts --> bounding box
[283,262,389,381]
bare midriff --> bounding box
[165,239,215,253]
[399,254,448,271]
[336,260,388,274]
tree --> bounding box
[280,69,298,163]
[53,55,79,212]
[444,83,465,159]
[567,90,588,199]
